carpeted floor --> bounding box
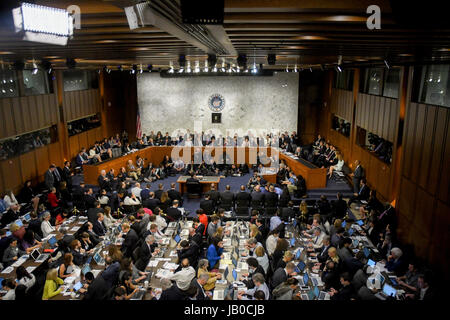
[73,169,356,218]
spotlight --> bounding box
[194,61,200,73]
[251,63,257,73]
[31,60,38,74]
[97,69,101,74]
[203,60,209,72]
[168,61,174,73]
[131,64,137,74]
[103,65,110,73]
[147,64,153,72]
[294,65,298,72]
[285,64,289,72]
[212,65,217,72]
[309,67,313,72]
[227,64,232,73]
[336,65,342,73]
[384,59,390,69]
[186,61,191,73]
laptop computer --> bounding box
[298,273,309,286]
[310,273,322,287]
[232,257,237,268]
[363,247,370,258]
[313,286,320,299]
[130,288,146,300]
[93,252,104,265]
[352,239,359,247]
[290,238,296,247]
[376,273,385,285]
[14,219,23,228]
[295,261,306,273]
[301,288,315,300]
[318,290,330,300]
[341,221,346,228]
[356,220,364,226]
[0,277,3,290]
[85,256,92,265]
[30,249,50,263]
[367,259,376,267]
[73,281,83,292]
[293,219,297,228]
[232,269,238,281]
[388,276,399,286]
[375,283,397,300]
[223,266,229,280]
[48,236,58,247]
[23,213,31,222]
[295,249,301,260]
[82,264,91,276]
[348,228,354,236]
[174,234,181,244]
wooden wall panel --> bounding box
[2,99,16,137]
[48,142,63,165]
[438,114,450,203]
[1,157,22,192]
[19,151,37,183]
[418,106,436,189]
[34,145,50,181]
[69,135,80,160]
[63,89,100,122]
[428,107,448,195]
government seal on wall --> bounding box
[208,94,225,112]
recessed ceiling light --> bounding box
[94,40,118,44]
[294,36,328,41]
[0,51,14,54]
[398,53,413,56]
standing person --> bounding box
[350,160,364,194]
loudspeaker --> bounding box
[180,0,224,24]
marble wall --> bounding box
[137,72,299,137]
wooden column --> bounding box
[55,70,69,162]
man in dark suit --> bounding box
[135,235,158,271]
[85,222,101,247]
[44,165,56,190]
[348,179,370,206]
[168,183,182,204]
[88,201,103,223]
[191,276,209,300]
[264,185,278,208]
[121,223,139,258]
[62,161,73,190]
[97,170,111,191]
[332,193,348,219]
[84,188,97,209]
[250,185,265,209]
[177,240,199,269]
[166,200,182,221]
[219,185,234,210]
[206,184,220,207]
[159,284,188,300]
[154,184,165,200]
[83,272,110,300]
[350,160,364,193]
[235,185,251,208]
[142,192,160,212]
[330,272,357,300]
[271,262,296,289]
[200,194,215,215]
[188,227,202,247]
[140,184,151,201]
[281,201,296,221]
[92,212,107,236]
[316,236,332,263]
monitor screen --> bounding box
[295,249,301,260]
[30,249,40,260]
[307,289,315,300]
[48,236,57,246]
[293,219,297,228]
[303,273,309,285]
[341,221,346,228]
[85,256,92,265]
[15,219,23,227]
[352,239,359,247]
[82,265,91,275]
[118,225,122,233]
[389,276,398,286]
[6,231,11,237]
[363,247,370,258]
[357,220,364,226]
[174,234,181,243]
[223,267,229,280]
[94,253,102,264]
[348,228,354,236]
[382,283,396,297]
[367,259,376,267]
[290,238,295,246]
[24,213,31,221]
[377,273,385,284]
[313,286,320,298]
[297,261,306,272]
[232,257,237,267]
[232,269,237,281]
[0,277,3,290]
[73,281,83,291]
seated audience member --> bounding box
[385,247,405,275]
[58,253,76,279]
[397,260,420,293]
[266,229,280,256]
[406,272,435,301]
[40,212,56,238]
[254,245,270,274]
[206,237,224,270]
[55,209,69,226]
[166,199,181,221]
[197,258,222,292]
[16,266,36,292]
[69,239,87,266]
[42,268,64,300]
[329,272,356,300]
[79,232,95,252]
[348,178,370,206]
[21,229,42,254]
[47,187,60,209]
[1,279,17,300]
[2,237,26,267]
[124,193,140,206]
[93,212,107,236]
[238,273,270,300]
[273,278,300,300]
[271,262,296,289]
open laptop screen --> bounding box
[295,249,301,260]
[174,234,181,243]
[357,220,364,226]
[48,236,57,247]
[367,259,376,267]
[73,281,83,291]
[297,261,306,273]
[313,286,320,298]
[303,273,309,285]
[382,283,396,297]
[232,269,238,281]
[290,238,295,247]
[363,247,370,258]
[30,249,40,260]
[15,219,23,227]
[82,265,91,275]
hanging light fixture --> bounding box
[285,64,289,72]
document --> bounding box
[148,260,159,268]
[26,266,37,273]
[163,262,179,270]
[1,266,14,274]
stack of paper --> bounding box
[169,250,178,257]
[147,260,159,268]
[1,266,14,274]
[26,266,37,273]
[163,262,179,270]
[155,268,174,279]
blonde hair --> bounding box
[160,191,169,203]
[46,268,59,281]
[300,201,308,214]
[284,251,294,259]
[122,222,130,231]
[334,219,342,228]
[255,246,265,257]
[250,224,261,237]
[336,153,343,161]
[213,227,224,239]
[328,247,340,263]
[9,223,20,232]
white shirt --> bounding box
[124,196,140,206]
[155,215,167,231]
[312,232,325,249]
[103,215,116,229]
[98,195,109,205]
[41,220,55,237]
[2,289,15,300]
[167,266,196,290]
[18,274,36,292]
[335,159,344,171]
[4,194,18,209]
[256,254,270,274]
[131,187,142,198]
[266,235,278,256]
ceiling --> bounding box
[0,0,450,70]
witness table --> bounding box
[176,176,220,195]
[279,151,327,189]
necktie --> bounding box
[54,170,61,181]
